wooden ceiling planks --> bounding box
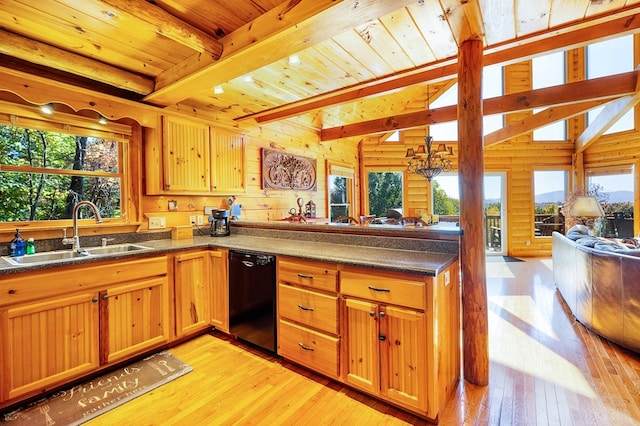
[407,1,459,60]
[479,0,515,46]
[378,7,437,67]
[515,0,552,37]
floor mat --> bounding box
[487,256,525,262]
[1,351,192,426]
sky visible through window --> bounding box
[433,35,634,202]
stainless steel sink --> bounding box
[3,250,90,265]
[85,243,151,255]
[2,243,151,266]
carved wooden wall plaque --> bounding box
[262,148,317,191]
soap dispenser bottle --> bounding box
[9,229,26,257]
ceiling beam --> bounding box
[320,71,639,141]
[0,29,154,95]
[100,0,223,58]
[144,0,423,106]
[575,94,640,153]
[239,8,640,124]
[483,100,607,147]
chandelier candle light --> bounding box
[406,135,454,181]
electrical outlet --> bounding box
[197,215,204,225]
[444,270,451,287]
[149,217,166,229]
[189,215,196,225]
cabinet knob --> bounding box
[102,294,109,301]
[379,311,385,318]
[92,297,98,303]
[369,311,375,317]
[8,289,16,295]
[379,334,386,341]
[177,258,182,264]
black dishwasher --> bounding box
[228,250,277,353]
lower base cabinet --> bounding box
[342,298,427,413]
[0,256,170,406]
[1,292,100,401]
[277,258,460,422]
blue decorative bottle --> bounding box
[9,229,26,257]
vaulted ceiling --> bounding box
[1,0,640,144]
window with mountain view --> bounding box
[587,167,635,238]
[533,170,567,236]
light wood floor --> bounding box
[87,258,640,425]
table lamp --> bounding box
[570,196,604,234]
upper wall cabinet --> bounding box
[163,115,211,193]
[210,128,246,193]
[145,115,246,195]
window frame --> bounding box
[0,102,131,231]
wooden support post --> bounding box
[458,39,489,386]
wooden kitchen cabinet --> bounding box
[173,248,229,337]
[145,114,246,195]
[0,292,99,401]
[210,128,246,193]
[102,276,169,364]
[0,256,170,406]
[162,115,210,193]
[174,250,211,338]
[277,257,340,379]
[209,248,229,333]
[340,262,460,421]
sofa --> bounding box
[552,226,640,354]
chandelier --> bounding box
[405,136,454,181]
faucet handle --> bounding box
[101,237,115,247]
[62,228,67,238]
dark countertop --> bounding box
[0,234,458,277]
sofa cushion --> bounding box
[575,237,599,247]
[566,224,591,240]
[594,238,632,252]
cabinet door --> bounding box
[210,128,245,193]
[162,115,210,192]
[379,305,427,412]
[209,249,229,333]
[1,292,99,401]
[342,298,379,394]
[103,277,169,364]
[174,251,211,337]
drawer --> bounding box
[278,284,338,334]
[0,256,168,307]
[278,257,338,292]
[340,267,426,310]
[278,319,340,379]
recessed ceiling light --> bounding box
[103,10,117,18]
[214,85,224,94]
[98,115,108,125]
[40,103,54,114]
[288,55,300,66]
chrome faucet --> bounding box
[61,201,102,251]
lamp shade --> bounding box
[570,196,604,217]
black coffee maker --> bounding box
[209,209,230,237]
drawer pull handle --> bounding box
[297,273,314,279]
[297,304,314,312]
[368,286,391,293]
[298,342,315,351]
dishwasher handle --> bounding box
[242,260,255,268]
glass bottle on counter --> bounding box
[26,238,36,255]
[9,229,26,257]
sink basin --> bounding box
[3,250,90,265]
[84,243,151,255]
[2,243,151,266]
